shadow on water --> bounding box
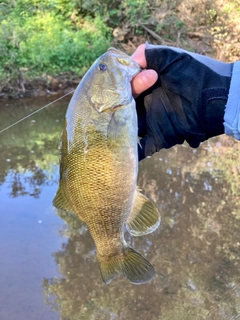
[1,97,240,320]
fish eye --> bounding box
[98,63,107,71]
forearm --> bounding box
[134,43,236,160]
[224,61,240,139]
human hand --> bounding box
[131,44,158,97]
[132,43,232,161]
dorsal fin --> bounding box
[53,183,75,214]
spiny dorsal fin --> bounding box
[126,189,161,236]
[98,245,156,285]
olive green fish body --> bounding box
[67,103,137,257]
[54,48,161,284]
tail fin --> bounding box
[98,246,156,285]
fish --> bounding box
[53,47,161,285]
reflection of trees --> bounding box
[7,166,55,198]
[43,135,240,320]
[43,212,157,320]
[0,97,69,197]
[2,142,59,198]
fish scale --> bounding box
[53,47,161,284]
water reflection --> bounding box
[45,137,240,319]
[0,97,66,197]
[0,97,68,320]
[1,98,240,319]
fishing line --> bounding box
[0,89,75,134]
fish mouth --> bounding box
[100,104,123,112]
[111,104,123,111]
[97,103,124,113]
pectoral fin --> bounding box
[126,190,161,236]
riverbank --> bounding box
[0,33,223,100]
[1,0,239,100]
[0,74,80,100]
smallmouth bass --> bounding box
[53,48,160,284]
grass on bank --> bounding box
[0,0,240,95]
[0,0,112,91]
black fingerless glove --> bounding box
[137,45,232,160]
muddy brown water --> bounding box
[1,97,240,320]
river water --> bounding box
[1,96,240,320]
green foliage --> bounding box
[0,0,112,85]
[1,0,239,88]
[121,0,150,26]
[0,0,154,87]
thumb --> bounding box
[132,69,158,98]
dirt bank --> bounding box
[0,74,81,100]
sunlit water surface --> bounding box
[1,97,240,320]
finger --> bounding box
[131,44,147,68]
[132,69,158,98]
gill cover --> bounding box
[87,47,141,113]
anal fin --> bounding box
[126,189,161,236]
